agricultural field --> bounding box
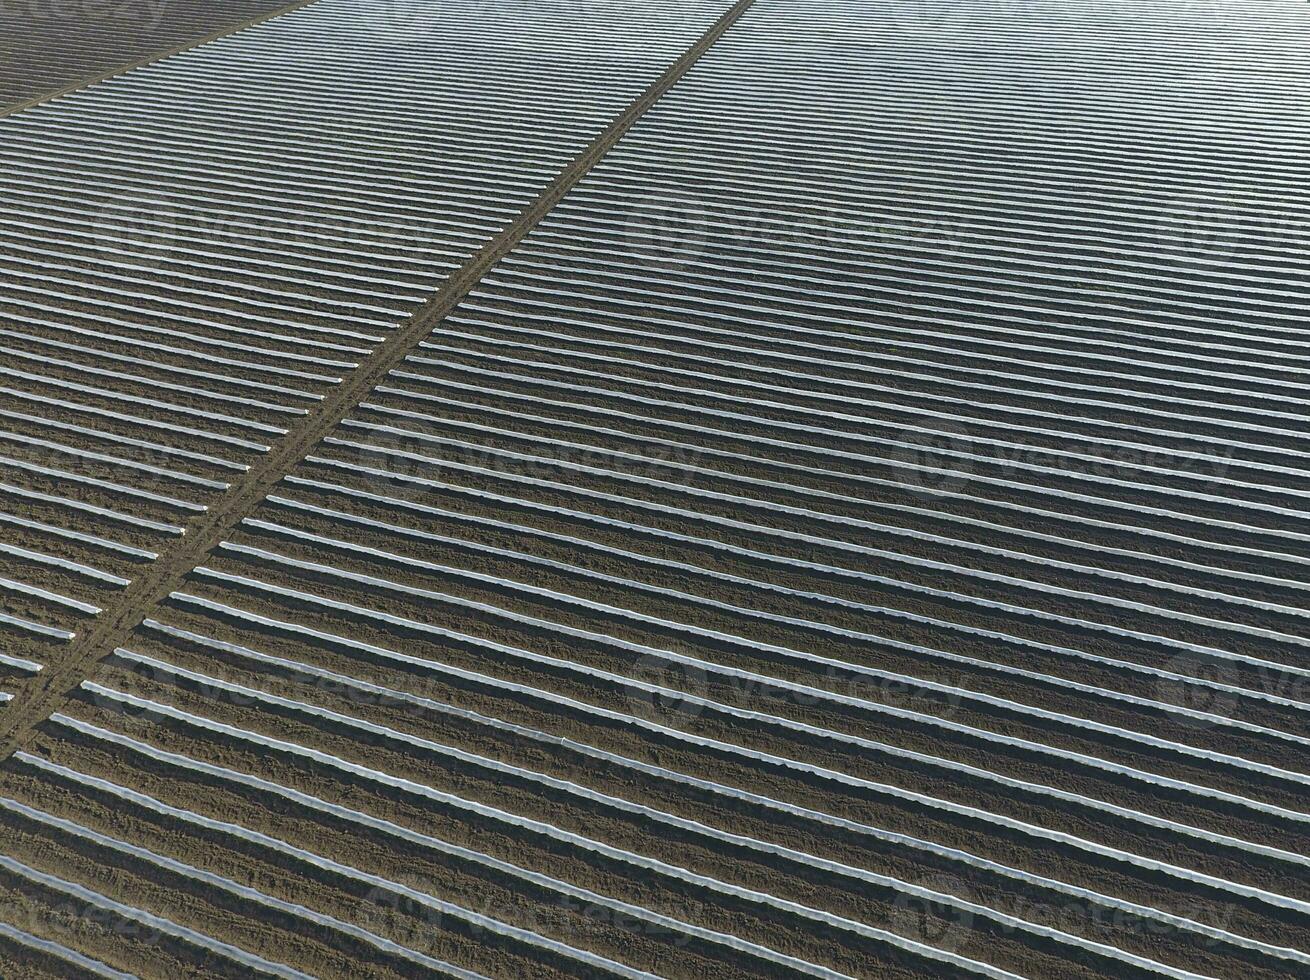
[0,0,1307,977]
